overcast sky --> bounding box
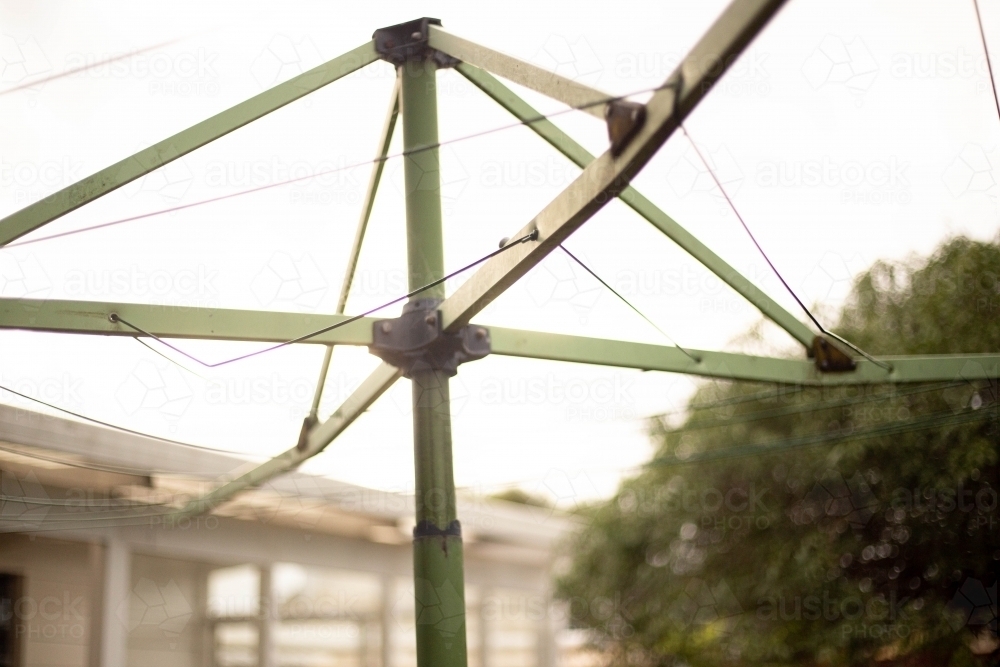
[1,0,998,505]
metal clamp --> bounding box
[369,298,490,377]
[606,99,646,156]
[812,335,858,373]
[372,18,459,68]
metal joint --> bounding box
[413,519,462,539]
[369,298,490,377]
[812,335,858,373]
[606,99,646,156]
[373,18,459,68]
[295,413,319,452]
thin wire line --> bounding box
[679,124,892,372]
[5,81,671,249]
[0,439,240,477]
[649,405,996,469]
[557,244,701,363]
[0,382,251,457]
[0,494,172,509]
[130,336,207,380]
[454,390,996,492]
[657,380,964,434]
[654,383,808,420]
[111,231,539,368]
[973,0,1000,125]
[0,39,184,97]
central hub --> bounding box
[372,17,458,67]
[369,298,490,377]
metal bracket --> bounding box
[606,99,646,156]
[369,298,490,377]
[812,335,858,373]
[295,413,318,452]
[413,518,462,539]
[373,18,459,68]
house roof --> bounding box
[0,403,579,566]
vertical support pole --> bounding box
[99,533,131,667]
[400,57,468,667]
[258,565,277,667]
[478,588,492,667]
[535,587,556,667]
[194,565,212,667]
[87,540,104,667]
[380,575,395,667]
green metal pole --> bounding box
[400,58,468,667]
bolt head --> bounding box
[425,314,437,326]
[475,328,486,340]
[381,322,393,333]
[411,31,422,39]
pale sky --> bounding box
[1,0,998,505]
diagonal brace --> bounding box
[455,62,815,349]
[428,25,613,120]
[0,41,380,246]
[172,362,401,519]
[438,0,791,334]
[307,76,401,423]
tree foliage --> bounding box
[557,236,999,666]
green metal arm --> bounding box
[173,362,401,518]
[455,63,816,349]
[4,298,993,385]
[427,26,611,119]
[489,328,1000,385]
[0,298,375,345]
[308,76,401,418]
[0,41,379,246]
[438,0,790,333]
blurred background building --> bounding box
[0,402,583,667]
